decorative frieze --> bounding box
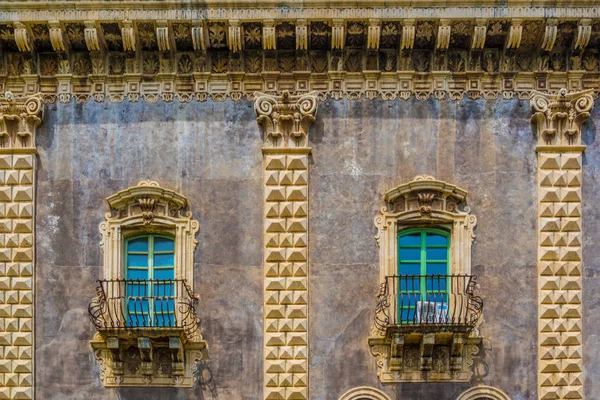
[531,89,593,400]
[0,15,598,103]
[255,91,317,400]
[0,92,43,400]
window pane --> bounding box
[400,276,420,292]
[399,293,420,307]
[425,247,447,261]
[129,314,149,327]
[127,298,149,313]
[128,237,149,252]
[425,276,448,292]
[426,233,448,246]
[399,308,415,323]
[154,268,175,280]
[127,268,149,280]
[154,282,175,296]
[155,299,175,313]
[127,283,148,296]
[399,233,421,246]
[399,247,420,261]
[426,263,447,276]
[127,254,148,267]
[399,263,420,276]
[155,253,174,267]
[154,237,174,252]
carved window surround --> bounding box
[90,181,207,388]
[369,175,482,383]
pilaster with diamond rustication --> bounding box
[0,92,43,400]
[531,89,593,400]
[255,91,317,400]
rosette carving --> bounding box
[531,88,594,147]
[254,90,318,148]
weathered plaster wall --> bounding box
[32,97,571,400]
[308,98,538,400]
[35,100,264,400]
[582,106,600,400]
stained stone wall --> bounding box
[31,98,598,399]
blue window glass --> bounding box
[397,229,450,324]
[125,235,176,327]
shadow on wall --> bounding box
[195,359,218,399]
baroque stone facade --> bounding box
[0,1,598,400]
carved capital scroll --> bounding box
[531,88,594,148]
[254,90,318,148]
[0,91,44,149]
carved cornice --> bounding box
[531,88,594,148]
[255,90,318,148]
[0,91,43,149]
[0,14,597,102]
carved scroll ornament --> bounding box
[0,92,44,149]
[531,88,594,148]
[255,90,318,148]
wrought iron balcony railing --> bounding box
[373,275,483,335]
[88,279,200,340]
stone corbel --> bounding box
[436,19,451,50]
[13,22,31,52]
[263,20,276,50]
[121,20,136,51]
[506,19,522,49]
[169,337,184,377]
[401,19,415,50]
[450,334,465,372]
[389,333,404,371]
[191,20,206,53]
[228,20,242,53]
[49,20,66,52]
[156,20,171,52]
[296,19,308,50]
[84,20,103,52]
[367,19,381,50]
[472,19,487,50]
[332,19,345,50]
[530,88,594,148]
[254,90,318,148]
[420,334,435,371]
[541,19,558,52]
[106,337,124,377]
[574,19,591,50]
[138,337,153,376]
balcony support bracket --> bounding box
[420,333,435,371]
[169,336,185,376]
[450,334,465,372]
[389,333,404,371]
[138,337,154,376]
[107,336,124,377]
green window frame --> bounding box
[125,234,176,327]
[397,228,450,323]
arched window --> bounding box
[89,181,206,388]
[338,386,391,400]
[369,175,483,383]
